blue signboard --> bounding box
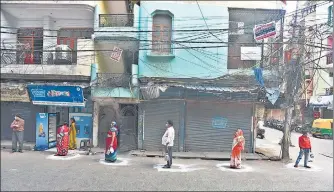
[35,113,49,151]
[69,113,92,139]
[212,117,228,129]
[27,85,85,107]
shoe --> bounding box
[304,166,311,169]
[18,150,23,153]
[294,165,298,168]
[162,165,171,169]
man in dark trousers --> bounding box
[294,130,312,168]
[161,120,175,169]
[10,114,25,153]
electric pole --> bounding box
[281,0,304,161]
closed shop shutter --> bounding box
[185,101,252,152]
[142,100,182,152]
[323,108,333,119]
[1,102,44,142]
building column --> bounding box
[42,16,56,64]
[92,101,99,147]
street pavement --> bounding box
[1,148,333,191]
[257,126,333,163]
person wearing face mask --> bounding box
[10,114,25,153]
[161,120,175,169]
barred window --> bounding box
[152,14,172,54]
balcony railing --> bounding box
[99,14,134,27]
[95,73,132,88]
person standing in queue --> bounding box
[10,114,25,153]
[55,122,70,156]
[161,120,175,169]
[294,130,312,168]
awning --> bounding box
[309,95,333,108]
[27,85,85,107]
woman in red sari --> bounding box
[230,129,245,169]
[55,122,70,156]
[105,126,118,162]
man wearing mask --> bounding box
[10,114,25,153]
[161,120,175,169]
[294,130,312,168]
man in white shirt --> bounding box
[162,120,175,168]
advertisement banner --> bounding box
[35,113,49,151]
[27,85,85,107]
[0,84,30,102]
[240,47,262,60]
[253,21,277,41]
[69,113,92,139]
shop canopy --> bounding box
[309,95,333,109]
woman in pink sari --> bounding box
[55,122,70,156]
[230,129,245,169]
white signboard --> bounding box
[110,46,123,62]
[240,47,262,61]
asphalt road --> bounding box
[258,126,333,163]
[1,149,333,191]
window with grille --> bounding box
[57,28,93,64]
[152,14,172,54]
[17,28,43,64]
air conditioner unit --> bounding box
[54,44,72,62]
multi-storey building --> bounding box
[302,1,333,119]
[136,1,286,153]
[1,1,95,145]
[89,0,140,150]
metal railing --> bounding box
[99,14,134,27]
[95,73,132,88]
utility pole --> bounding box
[281,0,303,161]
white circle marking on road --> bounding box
[46,153,81,160]
[153,164,205,172]
[216,163,254,172]
[99,158,130,166]
[285,163,323,172]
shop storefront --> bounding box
[1,83,45,142]
[27,85,93,150]
[309,95,333,119]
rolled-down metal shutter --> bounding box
[1,102,44,142]
[185,101,252,152]
[142,100,181,152]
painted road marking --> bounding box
[216,163,254,172]
[46,148,87,155]
[46,153,81,160]
[285,163,323,172]
[99,158,130,166]
[153,164,205,172]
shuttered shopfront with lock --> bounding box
[141,100,183,152]
[185,101,253,152]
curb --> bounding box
[1,145,34,151]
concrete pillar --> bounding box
[92,101,99,147]
[42,16,56,64]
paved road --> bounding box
[1,149,332,191]
[257,126,333,163]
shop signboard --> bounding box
[69,113,92,139]
[212,117,228,129]
[27,85,85,107]
[240,47,262,60]
[35,113,49,151]
[253,21,277,41]
[0,85,30,102]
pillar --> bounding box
[92,101,99,147]
[42,16,56,64]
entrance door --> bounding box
[118,105,138,152]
